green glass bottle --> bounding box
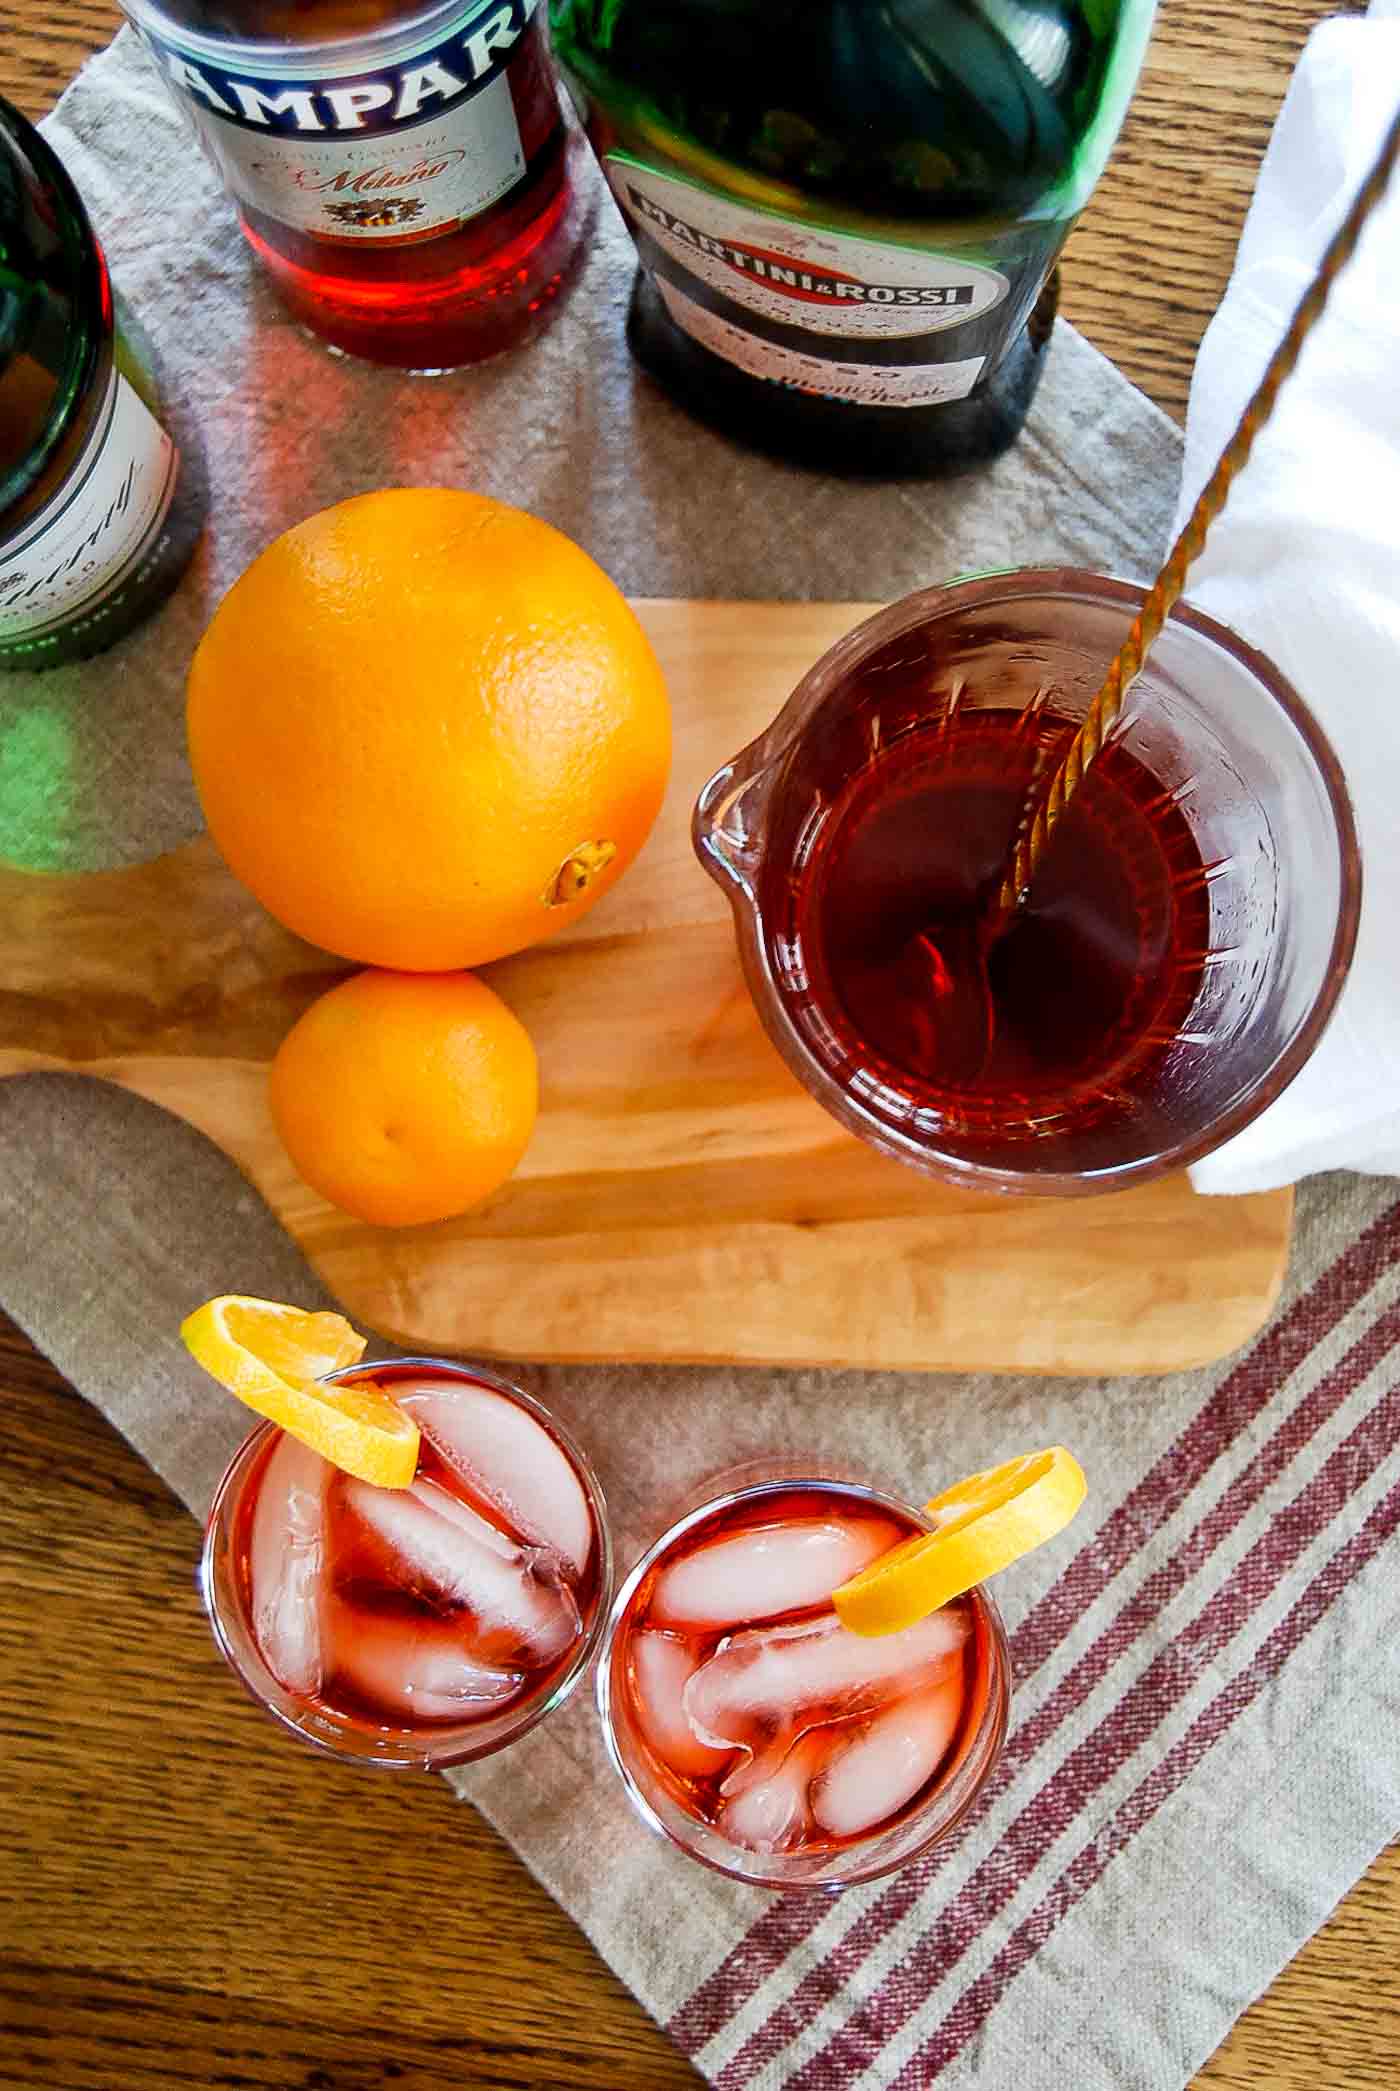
[550,0,1156,476]
[0,93,203,669]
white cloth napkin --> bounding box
[1185,0,1400,1194]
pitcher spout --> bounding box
[692,753,774,902]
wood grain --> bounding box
[6,1311,1400,2091]
[2,8,1396,2091]
[0,1315,701,2091]
[0,599,1294,1375]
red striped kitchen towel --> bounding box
[3,1084,1396,2091]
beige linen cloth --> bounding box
[2,32,1397,2091]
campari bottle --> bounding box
[550,0,1156,475]
[122,0,597,368]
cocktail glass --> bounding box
[693,568,1361,1195]
[597,1467,1010,1889]
[202,1357,611,1769]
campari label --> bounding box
[607,156,1011,407]
[136,0,537,245]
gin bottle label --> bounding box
[136,0,539,245]
[0,366,179,661]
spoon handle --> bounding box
[992,94,1400,924]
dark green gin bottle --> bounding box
[0,93,203,668]
[550,0,1155,476]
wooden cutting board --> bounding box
[0,599,1291,1374]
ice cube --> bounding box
[343,1476,581,1667]
[650,1515,904,1630]
[249,1434,328,1695]
[398,1379,592,1575]
[720,1735,825,1855]
[331,1605,522,1723]
[630,1631,732,1781]
[683,1605,966,1759]
[718,1731,793,1800]
[410,1475,521,1561]
[809,1675,964,1839]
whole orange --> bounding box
[187,490,671,969]
[269,968,538,1228]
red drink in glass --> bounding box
[203,1359,609,1767]
[599,1476,1009,1888]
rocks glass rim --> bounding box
[200,1355,613,1771]
[596,1474,1011,1891]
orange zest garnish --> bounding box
[180,1294,418,1488]
[832,1448,1087,1637]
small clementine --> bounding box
[269,968,538,1229]
[187,490,671,969]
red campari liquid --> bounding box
[137,2,596,371]
[611,1484,997,1860]
[242,119,593,370]
[226,1365,603,1743]
[772,699,1211,1137]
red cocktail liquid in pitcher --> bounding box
[778,703,1211,1135]
[613,1485,995,1858]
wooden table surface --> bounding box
[3,6,1398,2088]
